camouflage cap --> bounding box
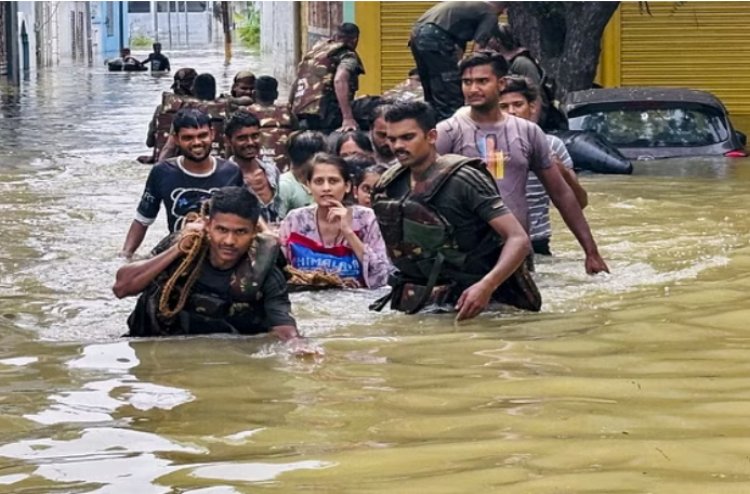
[233,70,256,83]
[172,68,198,89]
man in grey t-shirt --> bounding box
[436,52,608,274]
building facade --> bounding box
[90,1,128,59]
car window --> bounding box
[568,107,729,147]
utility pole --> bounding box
[153,0,159,42]
[184,1,189,46]
[167,1,172,48]
[221,1,231,64]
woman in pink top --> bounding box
[278,153,391,288]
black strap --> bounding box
[406,252,445,315]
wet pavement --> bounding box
[1,48,750,492]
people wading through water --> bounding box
[278,153,391,289]
[224,110,281,225]
[121,108,243,259]
[114,186,300,340]
[435,51,608,274]
[370,101,540,319]
[499,75,587,256]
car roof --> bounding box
[562,87,727,114]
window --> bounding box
[568,105,729,148]
[156,2,207,13]
[128,2,151,14]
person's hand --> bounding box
[178,218,206,251]
[327,200,353,234]
[337,118,359,132]
[285,337,325,358]
[455,279,494,321]
[585,252,610,275]
[118,250,134,261]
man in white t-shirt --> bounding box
[499,75,588,255]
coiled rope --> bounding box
[158,207,209,318]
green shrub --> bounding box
[236,6,260,49]
[131,33,154,49]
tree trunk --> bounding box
[507,2,620,98]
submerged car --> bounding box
[561,87,747,160]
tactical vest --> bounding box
[127,233,282,336]
[154,93,229,158]
[246,102,295,172]
[290,40,357,118]
[370,154,541,314]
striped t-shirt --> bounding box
[526,134,574,241]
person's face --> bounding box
[461,64,503,111]
[355,171,381,208]
[339,138,369,158]
[370,117,394,159]
[232,80,254,98]
[499,92,535,121]
[228,125,262,161]
[386,119,436,169]
[176,125,214,161]
[154,44,162,53]
[206,212,256,269]
[309,163,351,207]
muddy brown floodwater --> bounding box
[1,49,750,493]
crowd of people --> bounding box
[113,1,609,344]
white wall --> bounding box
[260,1,298,86]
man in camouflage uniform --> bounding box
[382,68,424,103]
[290,23,364,133]
[245,76,298,173]
[140,68,198,164]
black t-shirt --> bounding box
[135,157,244,232]
[387,163,509,252]
[145,53,170,72]
[193,261,296,333]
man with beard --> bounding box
[224,110,281,224]
[369,102,399,167]
[435,51,608,274]
[370,101,540,320]
[121,108,244,259]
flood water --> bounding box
[1,49,750,493]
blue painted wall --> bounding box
[92,2,128,58]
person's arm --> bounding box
[334,66,358,131]
[261,268,300,341]
[474,13,502,48]
[121,167,162,258]
[158,134,179,161]
[113,241,181,298]
[557,158,587,209]
[537,164,608,274]
[456,213,529,321]
[121,220,149,259]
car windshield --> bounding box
[568,105,729,148]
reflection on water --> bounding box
[1,49,750,491]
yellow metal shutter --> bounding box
[620,2,750,115]
[380,1,437,91]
